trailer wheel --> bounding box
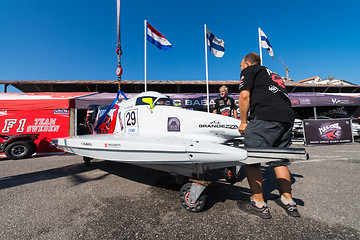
[5,141,33,160]
[83,156,93,166]
[179,183,206,212]
[223,167,237,183]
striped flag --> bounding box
[259,28,274,57]
[206,27,225,57]
[146,23,172,51]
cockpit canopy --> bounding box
[135,96,176,107]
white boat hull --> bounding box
[54,134,248,164]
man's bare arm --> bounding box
[238,89,250,134]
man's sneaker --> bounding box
[275,198,301,217]
[237,200,272,219]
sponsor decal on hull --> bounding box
[105,143,122,148]
[168,117,180,132]
[199,120,237,129]
[81,142,92,146]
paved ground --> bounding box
[0,142,359,240]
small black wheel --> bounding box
[224,167,237,183]
[175,175,189,185]
[83,156,93,166]
[179,183,206,212]
[5,141,33,160]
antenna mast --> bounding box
[279,57,290,82]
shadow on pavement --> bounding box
[0,161,99,190]
[261,166,304,206]
[0,158,305,211]
[93,161,305,211]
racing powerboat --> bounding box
[53,91,308,212]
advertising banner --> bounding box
[75,92,360,110]
[0,109,70,153]
[303,118,353,145]
[289,92,360,108]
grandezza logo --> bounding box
[199,121,237,129]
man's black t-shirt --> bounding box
[214,97,237,117]
[239,64,294,124]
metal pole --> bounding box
[144,20,147,92]
[258,28,263,66]
[204,24,209,112]
[117,0,121,44]
[74,109,78,136]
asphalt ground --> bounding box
[0,142,359,240]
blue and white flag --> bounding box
[259,28,274,57]
[206,27,225,57]
[147,23,172,51]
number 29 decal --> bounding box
[126,111,137,126]
[124,109,138,133]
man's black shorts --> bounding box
[244,119,293,167]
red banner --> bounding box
[0,109,70,153]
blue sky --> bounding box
[1,0,359,93]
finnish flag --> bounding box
[147,23,172,51]
[206,27,225,57]
[259,28,274,57]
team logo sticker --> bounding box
[54,109,69,114]
[168,117,180,132]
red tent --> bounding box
[0,92,95,155]
[0,92,95,110]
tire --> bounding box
[83,156,93,166]
[223,167,237,183]
[179,183,206,212]
[5,141,33,160]
[175,175,189,185]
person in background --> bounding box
[213,85,238,118]
[237,52,300,219]
[213,85,239,182]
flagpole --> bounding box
[117,0,121,44]
[144,20,148,92]
[204,24,210,113]
[258,27,263,66]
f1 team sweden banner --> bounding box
[303,118,354,145]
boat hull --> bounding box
[53,134,248,165]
